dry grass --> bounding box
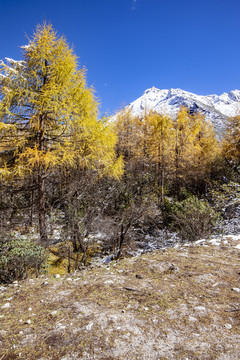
[0,237,240,359]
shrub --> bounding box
[170,196,219,241]
[0,234,47,283]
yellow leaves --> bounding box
[0,23,123,182]
[17,145,58,172]
[0,164,13,181]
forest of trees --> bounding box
[1,24,240,281]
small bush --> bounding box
[170,196,219,241]
[0,234,47,283]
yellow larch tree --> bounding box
[0,23,122,244]
[222,115,240,167]
[145,111,175,206]
[174,107,218,193]
[190,112,219,190]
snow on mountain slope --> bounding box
[124,87,240,134]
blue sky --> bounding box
[0,0,239,116]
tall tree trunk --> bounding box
[160,126,165,208]
[38,111,48,245]
[38,62,48,245]
[38,165,48,244]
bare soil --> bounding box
[0,236,240,359]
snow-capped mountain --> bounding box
[124,87,240,135]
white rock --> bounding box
[104,280,114,284]
[235,244,240,249]
[86,322,93,331]
[28,307,32,312]
[189,316,198,322]
[55,274,61,279]
[1,302,11,309]
[232,287,240,293]
[51,311,58,316]
[194,306,206,311]
[25,319,31,325]
[66,278,72,281]
[57,324,66,330]
[225,323,232,330]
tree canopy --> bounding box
[0,23,123,243]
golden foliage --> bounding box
[0,23,123,180]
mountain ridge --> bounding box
[122,87,240,134]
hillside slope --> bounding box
[1,235,240,359]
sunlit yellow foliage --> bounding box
[222,115,240,163]
[174,107,219,187]
[0,23,123,180]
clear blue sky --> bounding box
[0,0,239,116]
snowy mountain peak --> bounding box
[125,87,240,135]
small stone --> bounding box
[225,323,232,330]
[189,316,198,322]
[86,322,93,331]
[136,274,143,279]
[25,319,31,325]
[19,331,24,335]
[1,302,11,309]
[66,278,72,281]
[55,274,61,279]
[41,281,48,286]
[232,288,240,293]
[194,306,206,311]
[28,307,32,312]
[51,310,58,316]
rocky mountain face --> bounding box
[125,87,240,135]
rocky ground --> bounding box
[0,234,240,359]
